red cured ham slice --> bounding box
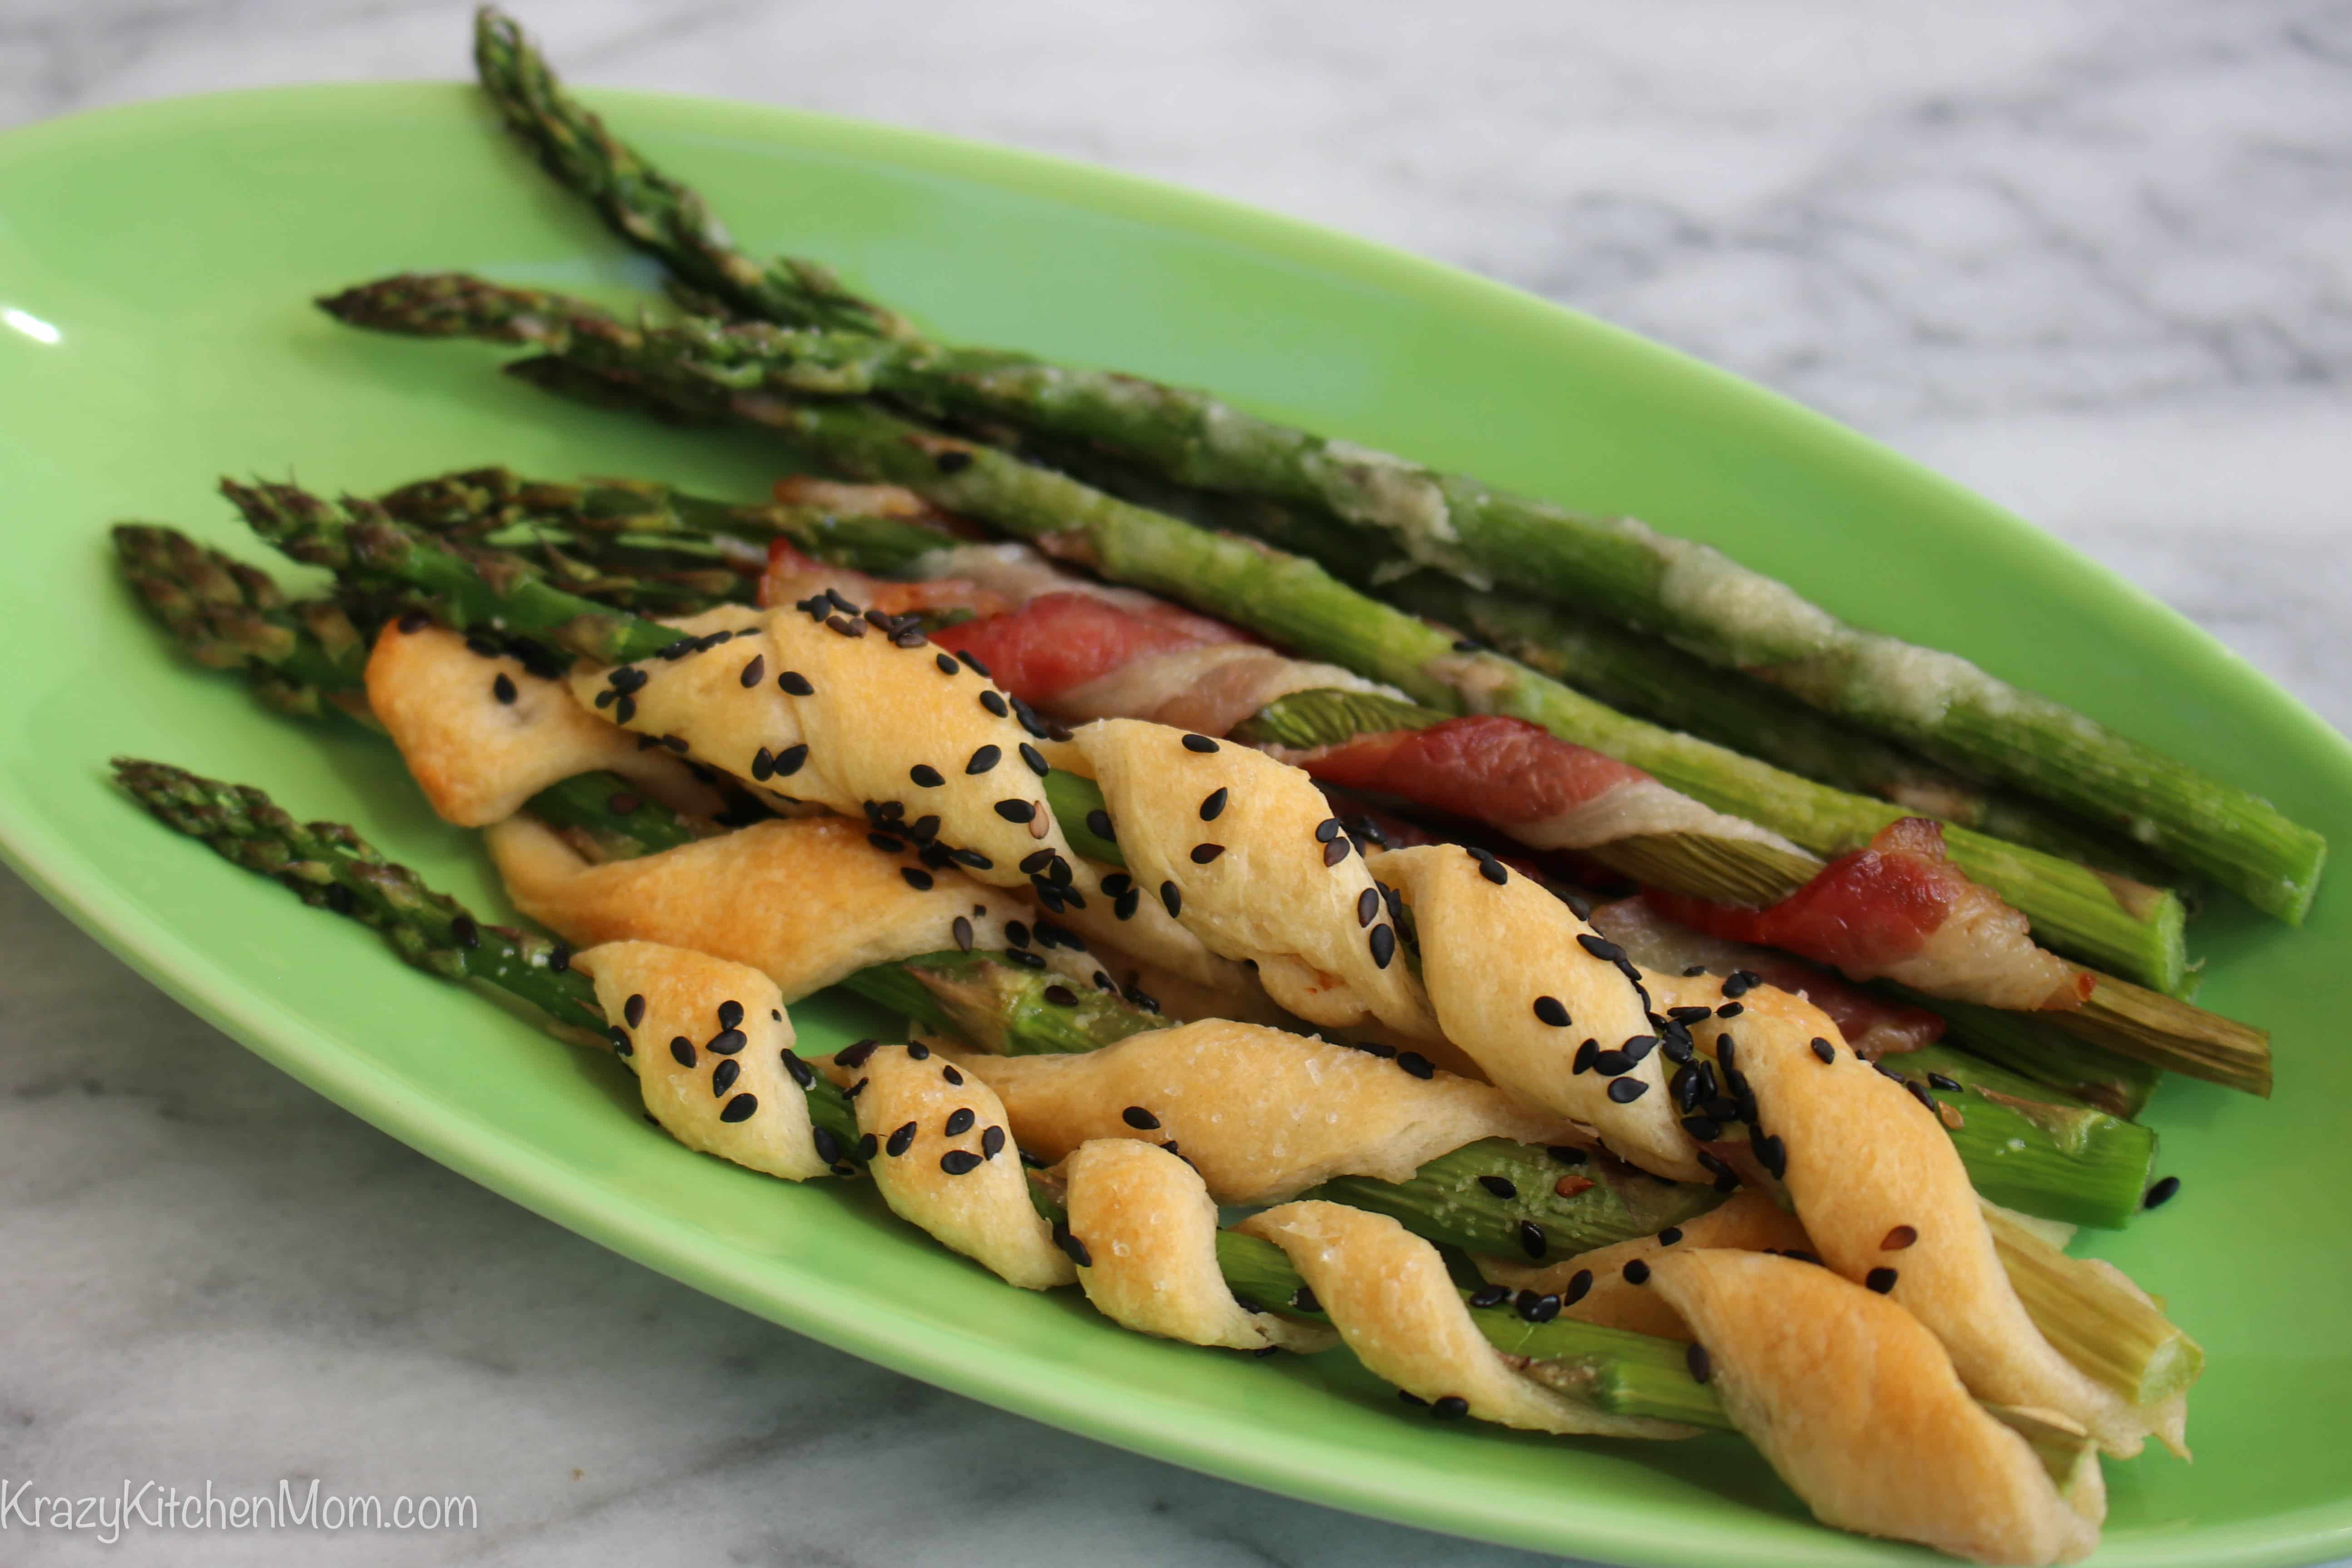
[758,539,1003,620]
[1647,819,2091,1012]
[929,591,1250,704]
[1298,716,1652,830]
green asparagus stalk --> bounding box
[1884,984,2162,1120]
[449,46,2329,921]
[231,462,2261,1098]
[315,281,2199,987]
[470,9,915,342]
[112,524,379,724]
[1882,1046,2154,1230]
[437,70,2314,931]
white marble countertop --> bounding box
[2,2,2346,1562]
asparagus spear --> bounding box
[458,27,2326,921]
[362,466,2261,1099]
[112,524,379,725]
[470,9,914,342]
[316,287,2196,980]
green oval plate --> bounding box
[0,83,2345,1567]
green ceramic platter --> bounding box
[0,83,2345,1567]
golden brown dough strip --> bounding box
[568,607,1076,890]
[574,941,827,1181]
[490,814,1103,1002]
[1475,1189,1810,1340]
[1061,1139,1333,1353]
[1378,844,1698,1178]
[934,1019,1577,1205]
[843,1042,1073,1290]
[1238,1202,1694,1439]
[368,623,722,827]
[1649,1249,2100,1566]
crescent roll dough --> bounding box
[489,813,1103,1001]
[1648,1249,2101,1565]
[574,940,827,1181]
[1378,843,1698,1178]
[567,606,1078,891]
[1239,1202,1693,1440]
[1061,1138,1332,1353]
[846,1043,1072,1290]
[368,623,723,827]
[1074,718,1435,1039]
[937,1020,1574,1205]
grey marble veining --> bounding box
[1,2,2347,1563]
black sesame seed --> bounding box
[1398,1390,1427,1407]
[715,999,743,1030]
[980,1125,1006,1159]
[1754,1133,1788,1179]
[1005,920,1032,948]
[1717,1039,1738,1074]
[1865,1267,1898,1294]
[810,1127,843,1165]
[906,1042,931,1060]
[1122,1106,1161,1130]
[658,733,688,754]
[1576,934,1625,963]
[1397,1051,1434,1079]
[940,1149,982,1175]
[1043,985,1078,1007]
[1431,1395,1470,1420]
[1532,995,1571,1028]
[1160,882,1182,917]
[1810,1037,1837,1064]
[869,833,906,854]
[2144,1175,2181,1209]
[1621,1034,1658,1064]
[1623,1259,1651,1285]
[550,943,571,974]
[1562,1269,1594,1306]
[1469,1284,1509,1309]
[905,763,941,789]
[901,867,934,891]
[826,614,864,638]
[882,1122,917,1159]
[1052,1221,1091,1266]
[1516,1220,1548,1259]
[1607,1078,1649,1104]
[667,1036,697,1068]
[711,1059,742,1095]
[1190,843,1225,864]
[1928,1072,1962,1092]
[777,670,814,698]
[782,1052,815,1088]
[1369,925,1396,969]
[771,743,807,777]
[994,798,1036,823]
[731,653,763,688]
[842,1078,867,1101]
[942,1065,963,1084]
[1686,1343,1712,1384]
[909,815,941,842]
[1477,858,1508,885]
[613,694,638,725]
[1905,1079,1938,1115]
[945,1108,975,1137]
[1722,969,1760,998]
[1573,1039,1600,1075]
[1550,1145,1589,1166]
[1114,888,1140,921]
[949,915,974,953]
[952,849,993,870]
[1180,733,1219,753]
[1018,742,1049,777]
[1658,1227,1683,1247]
[1668,1005,1713,1025]
[1322,836,1351,867]
[706,1029,746,1056]
[1314,818,1343,844]
[838,1039,880,1068]
[965,745,1001,776]
[718,1094,758,1123]
[1477,1175,1517,1200]
[1514,1289,1556,1323]
[623,994,647,1029]
[1715,1002,1744,1019]
[606,1025,631,1055]
[979,689,1009,717]
[1680,1116,1722,1141]
[1004,949,1046,969]
[449,915,480,950]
